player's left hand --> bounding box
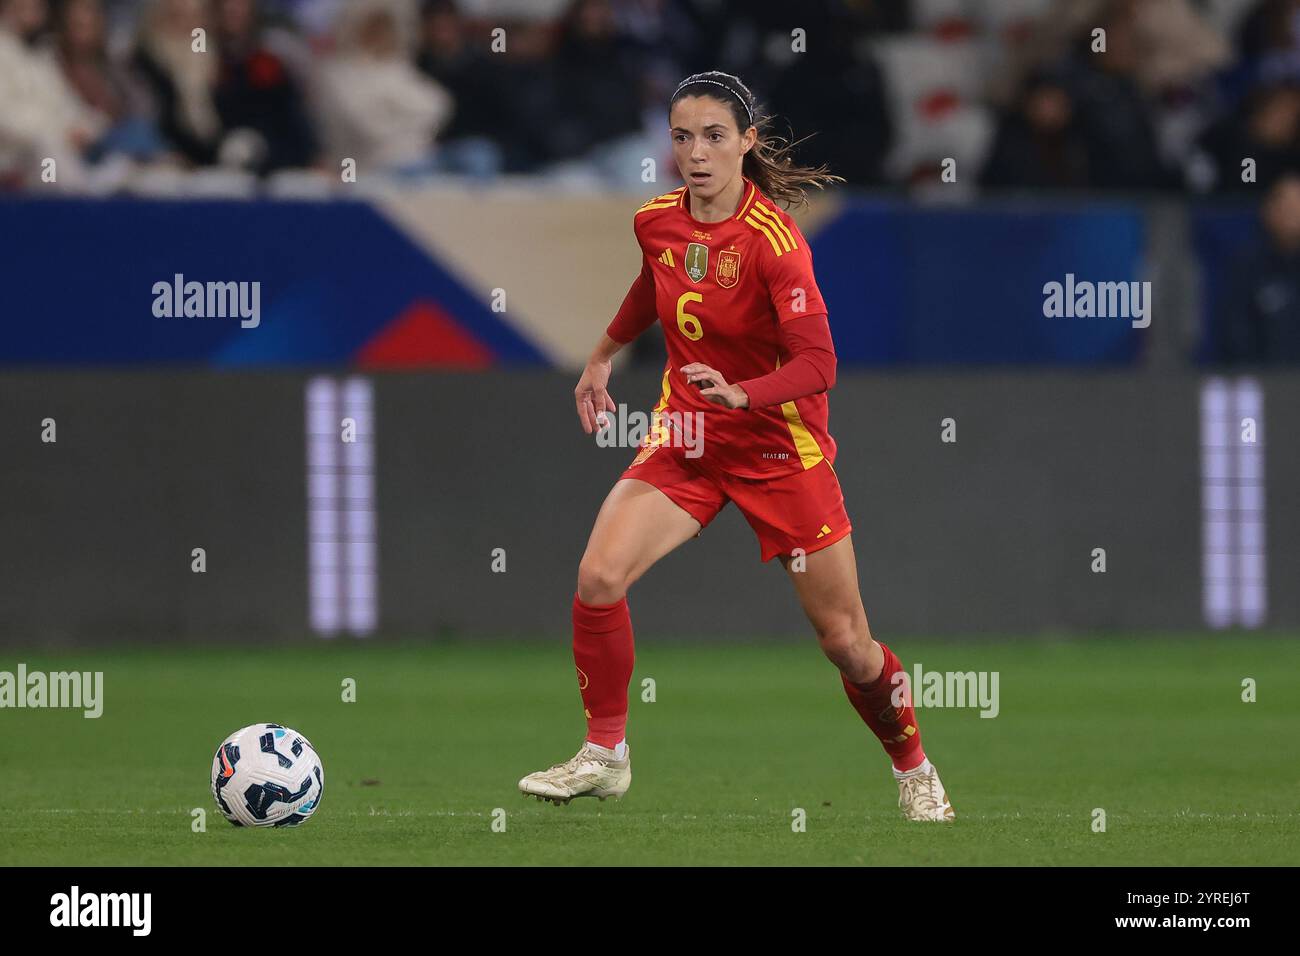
[681,363,749,409]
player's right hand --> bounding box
[575,359,616,435]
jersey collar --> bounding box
[679,176,758,224]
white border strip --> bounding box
[341,377,378,634]
[1199,376,1267,629]
[305,376,379,636]
[306,377,342,635]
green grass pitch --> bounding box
[1,637,1296,866]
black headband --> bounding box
[671,76,754,128]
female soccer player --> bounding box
[518,72,954,821]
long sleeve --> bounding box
[737,313,837,408]
[606,258,659,344]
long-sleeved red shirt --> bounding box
[608,268,836,410]
[605,179,838,477]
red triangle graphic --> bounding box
[356,301,494,369]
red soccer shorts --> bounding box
[620,439,852,562]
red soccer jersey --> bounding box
[607,177,836,479]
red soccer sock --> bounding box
[841,641,926,772]
[572,593,635,748]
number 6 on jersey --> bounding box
[677,291,704,341]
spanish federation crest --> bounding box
[716,247,741,289]
[685,242,708,283]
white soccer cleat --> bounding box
[518,742,631,805]
[896,762,955,822]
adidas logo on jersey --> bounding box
[658,249,675,268]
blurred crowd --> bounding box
[1,0,1296,363]
[0,0,1298,196]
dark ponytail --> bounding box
[669,71,843,210]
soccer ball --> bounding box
[211,723,324,828]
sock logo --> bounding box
[884,724,918,744]
[575,667,589,690]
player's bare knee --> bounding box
[576,554,628,605]
[815,616,868,669]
